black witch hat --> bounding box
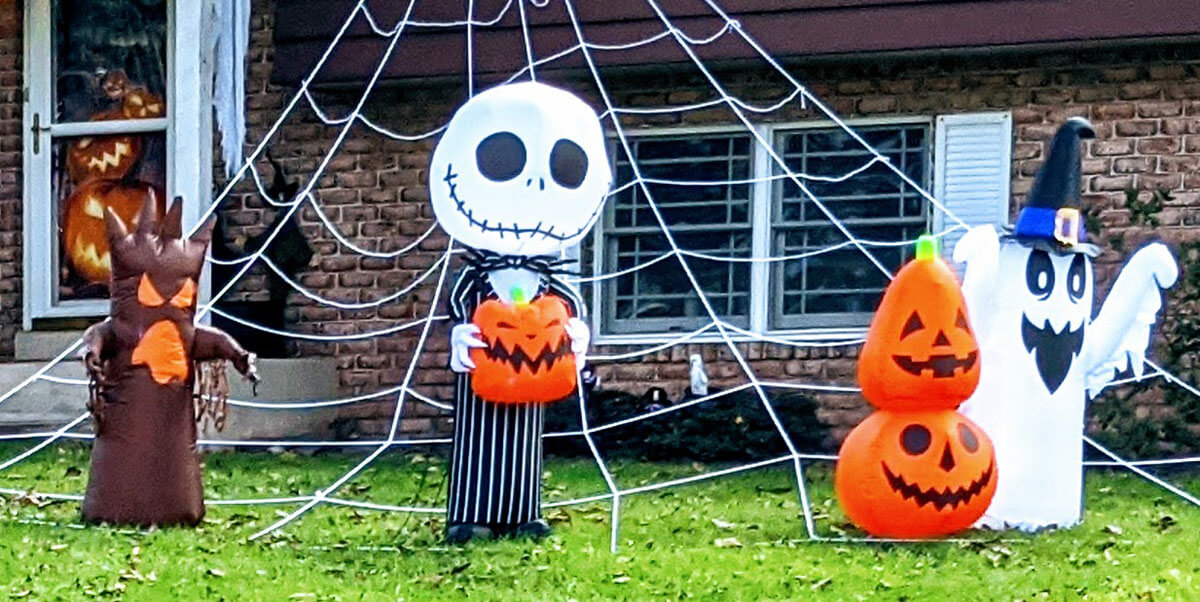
[1009,117,1099,256]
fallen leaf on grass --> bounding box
[811,577,832,591]
[612,575,631,584]
[714,537,742,548]
[711,519,735,530]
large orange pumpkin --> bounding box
[835,409,997,538]
[62,180,164,284]
[469,293,577,404]
[858,237,980,411]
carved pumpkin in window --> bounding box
[469,293,577,404]
[836,409,997,538]
[62,179,164,284]
[119,87,165,120]
[857,237,981,411]
[67,135,143,183]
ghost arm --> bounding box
[193,326,258,382]
[951,225,1001,339]
[1084,242,1179,397]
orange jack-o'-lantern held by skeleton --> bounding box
[836,236,997,538]
[80,193,257,527]
[469,295,577,404]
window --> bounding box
[591,120,940,339]
[23,0,212,326]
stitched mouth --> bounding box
[881,460,994,511]
[891,351,978,378]
[1020,315,1085,394]
[445,163,604,242]
[479,334,573,374]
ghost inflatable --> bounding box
[954,117,1179,531]
[430,82,611,543]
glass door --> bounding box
[23,0,211,326]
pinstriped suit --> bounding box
[447,265,583,529]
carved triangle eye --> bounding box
[137,274,166,307]
[170,278,196,309]
[955,309,971,333]
[900,310,924,339]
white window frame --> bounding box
[591,116,934,346]
[22,0,214,328]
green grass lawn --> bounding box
[0,443,1195,600]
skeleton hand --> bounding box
[565,318,590,364]
[450,324,487,373]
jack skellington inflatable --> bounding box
[954,118,1178,531]
[430,82,611,542]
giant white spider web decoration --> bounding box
[1,0,1199,551]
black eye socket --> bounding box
[955,309,971,333]
[1025,249,1054,300]
[1067,254,1087,302]
[900,424,931,456]
[900,311,924,339]
[496,321,517,329]
[549,139,588,189]
[476,132,526,182]
[957,423,979,453]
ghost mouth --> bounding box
[1020,315,1085,394]
[444,163,603,242]
[881,460,994,511]
[891,351,978,378]
[479,334,573,374]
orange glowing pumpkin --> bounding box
[857,237,980,411]
[67,135,143,183]
[119,87,165,120]
[835,409,997,538]
[469,294,577,404]
[62,180,164,284]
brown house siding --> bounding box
[226,0,1200,447]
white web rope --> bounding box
[0,0,1196,546]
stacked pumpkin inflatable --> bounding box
[62,70,166,285]
[835,235,997,538]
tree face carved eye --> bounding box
[900,424,931,456]
[476,132,526,182]
[549,139,588,189]
[900,311,924,339]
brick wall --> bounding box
[0,2,20,359]
[230,2,1200,446]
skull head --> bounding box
[429,81,611,256]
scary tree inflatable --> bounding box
[837,236,997,538]
[429,82,611,542]
[81,194,257,527]
[954,117,1179,531]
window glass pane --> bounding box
[602,133,753,333]
[54,133,166,301]
[772,124,930,329]
[54,0,167,123]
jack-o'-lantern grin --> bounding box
[891,350,978,378]
[478,333,573,375]
[881,460,994,511]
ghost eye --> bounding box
[900,311,924,339]
[955,309,970,333]
[900,424,931,456]
[957,423,979,453]
[549,139,588,189]
[476,132,526,182]
[1067,254,1086,302]
[1025,249,1054,300]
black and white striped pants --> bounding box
[446,376,544,526]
